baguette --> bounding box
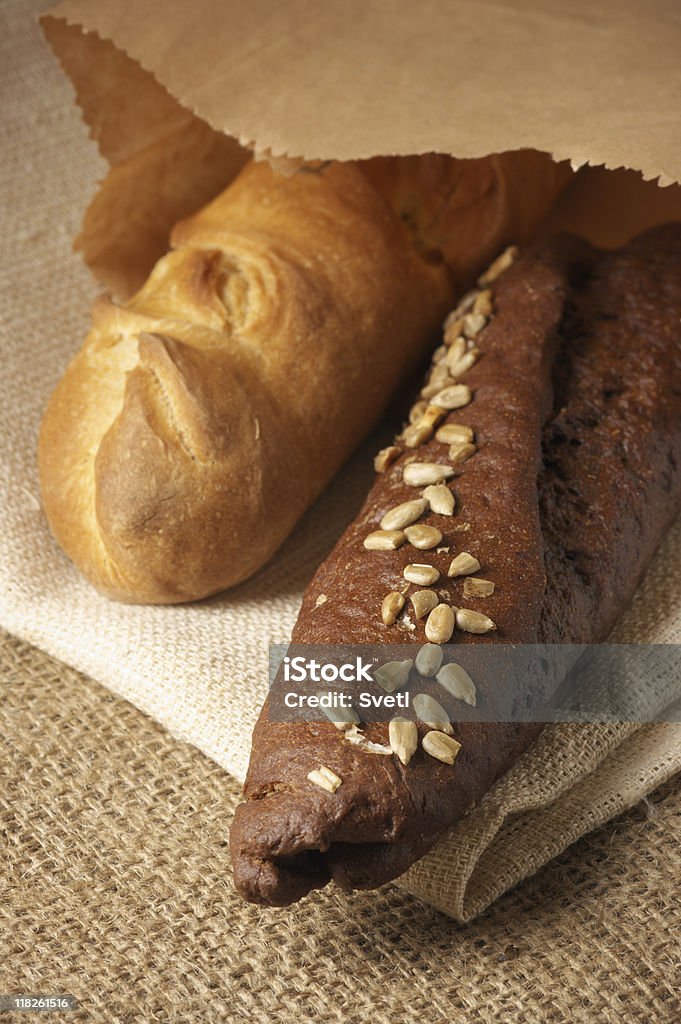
[38,153,569,603]
[230,225,681,906]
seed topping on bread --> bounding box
[381,591,406,625]
[422,731,462,764]
[307,766,342,793]
[357,248,518,770]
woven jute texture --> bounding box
[1,0,681,927]
[1,630,680,1024]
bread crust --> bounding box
[39,154,569,602]
[39,160,453,601]
[230,226,681,906]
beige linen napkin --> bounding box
[1,0,679,922]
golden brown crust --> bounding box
[39,160,449,601]
[359,150,572,286]
[39,154,569,603]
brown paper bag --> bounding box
[42,0,681,293]
[20,0,681,919]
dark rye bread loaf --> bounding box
[231,226,681,906]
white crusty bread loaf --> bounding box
[39,154,570,603]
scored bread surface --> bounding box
[38,154,570,602]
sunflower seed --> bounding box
[447,347,480,379]
[415,642,444,677]
[364,529,406,551]
[463,312,487,338]
[381,590,406,626]
[307,766,342,792]
[436,663,477,706]
[344,725,393,755]
[435,424,474,446]
[463,577,495,598]
[409,400,428,424]
[448,552,481,577]
[403,462,455,486]
[320,700,362,729]
[456,608,497,633]
[473,289,493,317]
[374,659,413,693]
[445,291,477,326]
[404,403,448,448]
[422,404,448,426]
[448,441,477,465]
[403,423,432,448]
[389,717,419,766]
[404,564,440,586]
[410,589,440,620]
[404,524,443,550]
[374,445,401,473]
[432,344,448,364]
[380,498,428,531]
[422,731,462,764]
[430,384,473,410]
[422,484,456,516]
[478,245,518,285]
[421,376,456,400]
[413,693,453,734]
[445,335,467,366]
[444,319,465,345]
[425,603,455,643]
[430,362,451,385]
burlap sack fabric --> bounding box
[2,630,680,1024]
[1,0,680,935]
